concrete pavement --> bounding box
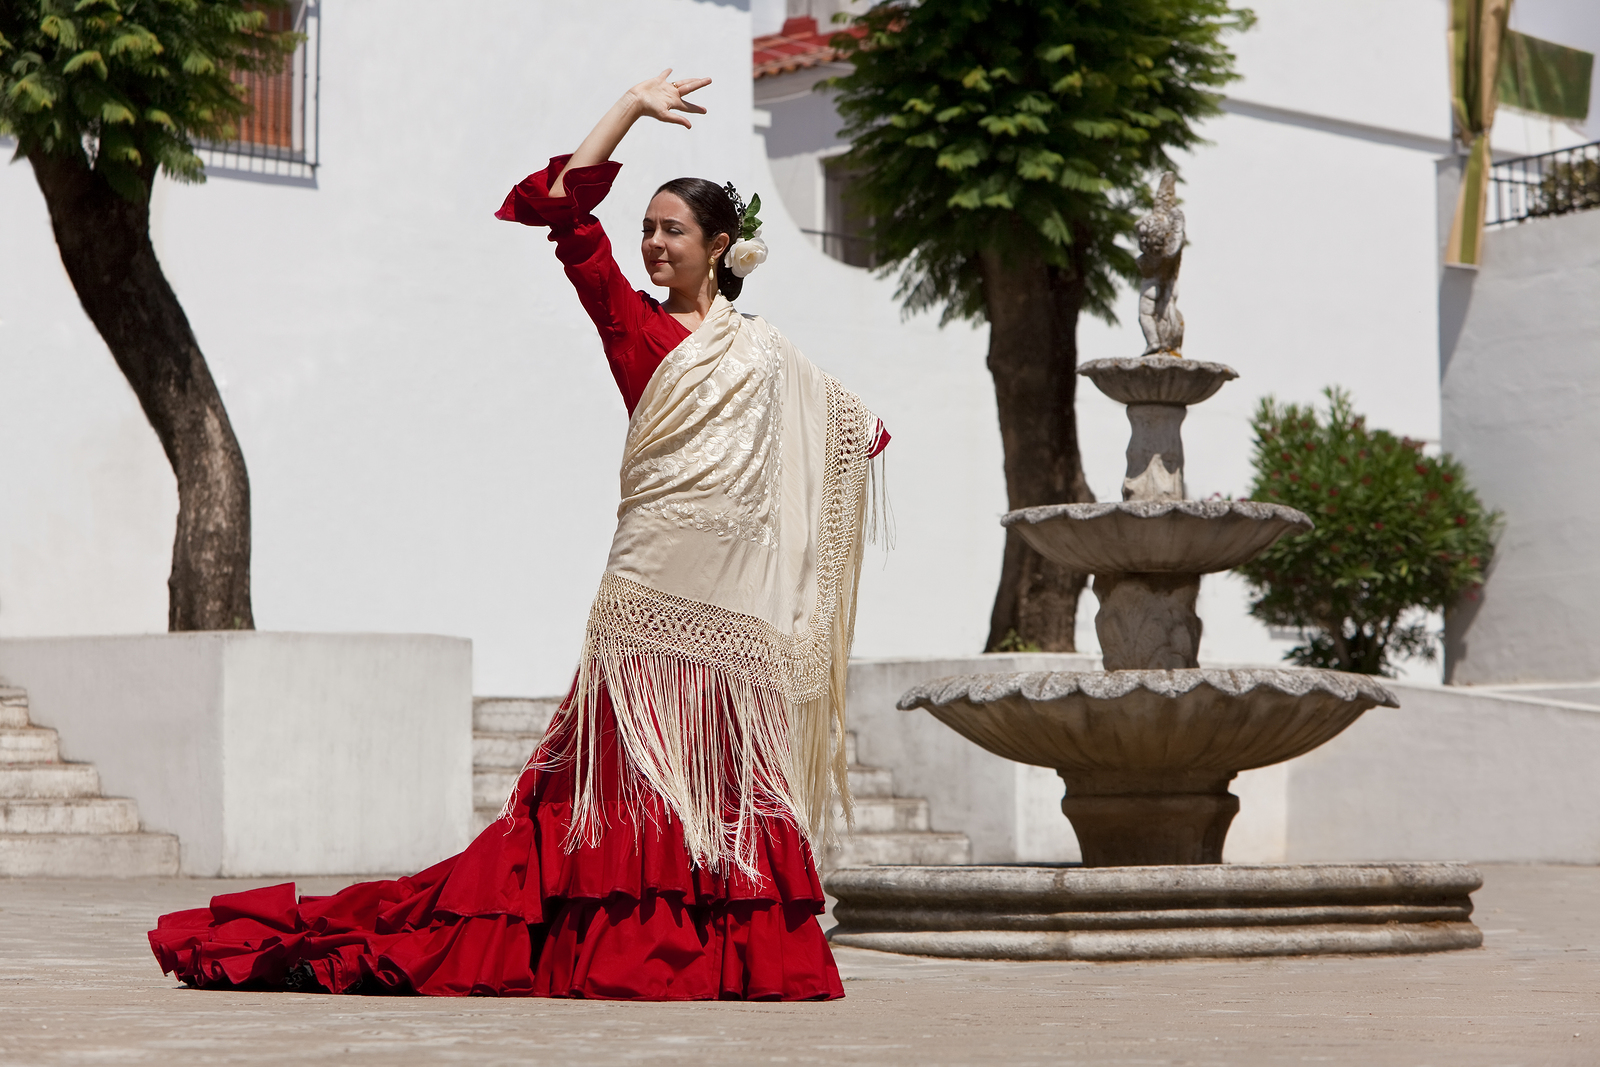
[2,864,1597,1066]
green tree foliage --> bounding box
[0,0,296,200]
[1241,388,1501,676]
[830,0,1253,324]
[828,0,1252,652]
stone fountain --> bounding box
[825,176,1483,960]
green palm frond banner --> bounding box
[1446,0,1513,268]
[1498,30,1594,121]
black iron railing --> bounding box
[801,228,877,268]
[197,2,320,183]
[1487,138,1600,226]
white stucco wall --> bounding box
[1,0,1568,694]
[0,0,985,694]
[1440,208,1600,684]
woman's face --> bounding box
[642,191,729,291]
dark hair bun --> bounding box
[654,177,744,301]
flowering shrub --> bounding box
[1240,388,1500,675]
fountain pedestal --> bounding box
[1060,788,1236,866]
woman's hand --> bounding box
[553,70,713,197]
[627,70,711,129]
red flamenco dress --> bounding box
[146,156,881,1000]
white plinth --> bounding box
[0,633,473,877]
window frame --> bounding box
[197,1,322,184]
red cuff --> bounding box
[494,154,622,226]
[869,421,890,459]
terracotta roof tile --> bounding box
[753,16,865,80]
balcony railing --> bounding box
[196,2,320,183]
[800,228,878,269]
[1487,139,1600,227]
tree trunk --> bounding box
[30,153,254,631]
[980,247,1094,652]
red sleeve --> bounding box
[496,156,680,412]
[494,153,619,225]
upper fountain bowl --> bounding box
[1080,356,1238,406]
[1002,499,1313,574]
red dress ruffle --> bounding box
[147,685,844,1000]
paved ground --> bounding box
[1,864,1597,1066]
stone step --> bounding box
[473,697,561,736]
[0,698,28,729]
[0,832,180,877]
[844,731,857,767]
[0,797,140,834]
[847,765,896,797]
[473,733,543,770]
[827,831,972,868]
[474,769,520,811]
[472,806,504,837]
[0,763,101,799]
[0,727,61,764]
[837,795,930,833]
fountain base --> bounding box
[825,862,1483,961]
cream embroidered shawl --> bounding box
[555,295,877,877]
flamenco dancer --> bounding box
[147,71,887,1001]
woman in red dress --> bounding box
[148,71,886,1001]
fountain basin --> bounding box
[825,862,1483,960]
[1002,500,1312,574]
[1079,356,1238,406]
[899,668,1395,775]
[900,669,1396,865]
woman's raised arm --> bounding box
[552,70,712,197]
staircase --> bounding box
[472,696,562,834]
[0,684,180,877]
[826,731,971,869]
[469,696,970,867]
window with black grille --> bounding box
[819,157,876,268]
[198,2,321,182]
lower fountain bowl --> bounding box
[824,862,1483,960]
[898,668,1398,777]
[901,668,1397,865]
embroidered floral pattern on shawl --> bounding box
[533,297,877,878]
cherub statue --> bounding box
[1136,172,1185,356]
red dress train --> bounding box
[147,686,843,999]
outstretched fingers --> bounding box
[635,70,712,129]
[673,76,713,102]
[670,76,711,124]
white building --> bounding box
[2,0,1597,696]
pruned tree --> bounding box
[0,0,298,630]
[831,0,1251,651]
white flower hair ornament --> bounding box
[722,185,768,279]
